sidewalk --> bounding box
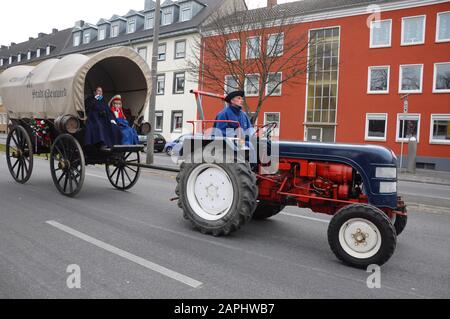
[398,169,450,186]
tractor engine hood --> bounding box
[275,141,398,209]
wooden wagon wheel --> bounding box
[105,151,141,191]
[6,125,34,184]
[50,134,85,197]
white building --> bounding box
[63,0,247,141]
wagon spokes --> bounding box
[6,125,34,184]
[50,134,85,197]
[105,151,141,191]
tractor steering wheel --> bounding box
[254,122,278,139]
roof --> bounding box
[61,0,222,55]
[0,28,72,70]
[205,0,413,29]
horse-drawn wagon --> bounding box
[0,47,151,197]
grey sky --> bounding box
[0,0,297,46]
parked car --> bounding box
[138,133,166,152]
[164,134,190,156]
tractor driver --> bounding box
[213,90,254,141]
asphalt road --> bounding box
[0,154,449,299]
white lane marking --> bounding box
[46,220,203,289]
[280,212,330,224]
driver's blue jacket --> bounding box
[213,104,254,137]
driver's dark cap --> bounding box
[225,91,245,103]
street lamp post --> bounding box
[146,0,161,165]
[399,94,410,171]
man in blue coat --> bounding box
[213,91,254,139]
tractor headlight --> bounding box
[376,167,397,179]
[379,182,397,193]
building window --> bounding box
[436,11,450,42]
[155,111,164,132]
[46,46,51,55]
[401,15,426,46]
[370,19,392,48]
[157,74,165,95]
[306,27,340,125]
[8,57,12,64]
[36,49,41,58]
[368,66,390,94]
[145,13,154,29]
[17,54,21,63]
[98,27,106,40]
[83,32,90,44]
[399,64,423,93]
[225,75,239,94]
[246,36,261,59]
[27,51,31,60]
[226,39,240,61]
[171,111,183,133]
[162,9,173,26]
[180,5,192,22]
[111,24,119,38]
[173,72,185,94]
[138,47,147,61]
[175,40,186,59]
[365,113,388,141]
[127,18,136,33]
[433,62,450,93]
[158,43,166,61]
[266,72,282,96]
[267,33,284,56]
[73,33,81,46]
[396,114,420,142]
[245,74,260,96]
[430,114,450,144]
[0,59,3,67]
[264,112,280,137]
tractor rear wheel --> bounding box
[176,162,258,236]
[252,201,285,220]
[328,204,397,269]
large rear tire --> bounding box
[6,125,34,184]
[252,201,285,220]
[176,162,258,236]
[328,204,397,269]
[50,134,85,197]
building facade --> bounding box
[200,0,450,170]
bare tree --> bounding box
[188,1,311,124]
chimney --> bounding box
[52,28,58,34]
[75,20,85,28]
[267,0,277,8]
[38,32,47,38]
[29,37,34,41]
[10,42,16,46]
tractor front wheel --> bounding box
[328,204,397,269]
[176,162,258,236]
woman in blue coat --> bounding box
[109,95,139,145]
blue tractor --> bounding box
[176,90,407,269]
